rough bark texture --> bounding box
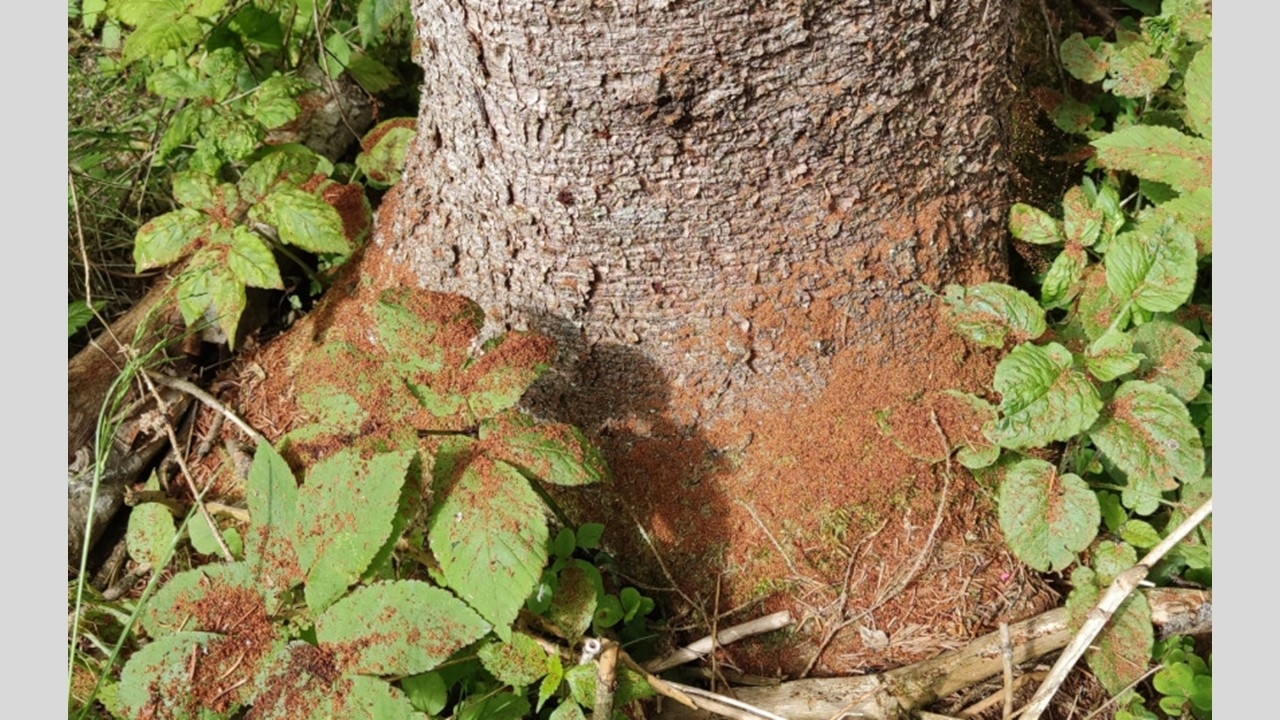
[382,0,1014,429]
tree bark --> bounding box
[381,0,1015,431]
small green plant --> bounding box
[86,286,656,719]
[938,0,1210,710]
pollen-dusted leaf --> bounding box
[1105,217,1198,314]
[140,562,256,639]
[1009,203,1064,245]
[1131,320,1206,402]
[249,641,341,720]
[936,391,1000,470]
[1084,329,1142,382]
[316,580,490,676]
[227,225,284,289]
[355,118,417,188]
[1062,185,1104,247]
[133,208,208,271]
[1092,125,1211,193]
[1103,41,1171,98]
[294,448,415,614]
[258,186,352,255]
[1089,380,1204,515]
[246,440,304,594]
[990,343,1102,450]
[205,259,249,345]
[334,676,420,720]
[1041,243,1088,310]
[1065,564,1154,697]
[942,283,1047,349]
[238,149,326,203]
[126,502,176,568]
[461,332,555,418]
[117,631,222,720]
[478,632,552,687]
[1147,187,1211,258]
[171,170,219,212]
[548,562,600,642]
[1076,265,1131,341]
[249,75,304,130]
[428,455,549,639]
[998,459,1099,572]
[481,411,609,486]
[1060,33,1109,83]
[563,664,655,709]
[1183,44,1211,139]
[538,653,566,711]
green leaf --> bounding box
[1092,125,1211,193]
[355,118,417,188]
[1084,328,1142,382]
[159,104,203,158]
[228,4,283,49]
[251,641,343,720]
[460,332,555,418]
[1067,567,1154,696]
[239,149,326,202]
[1060,33,1109,83]
[481,411,609,487]
[1131,320,1207,402]
[1097,491,1127,533]
[1147,187,1211,258]
[538,652,565,711]
[563,664,655,709]
[186,514,225,556]
[257,186,352,255]
[1183,44,1211,139]
[316,580,490,675]
[998,459,1099,572]
[294,448,415,613]
[250,74,307,129]
[336,675,421,720]
[1008,203,1063,245]
[401,672,448,715]
[576,523,605,550]
[170,170,222,212]
[428,456,549,638]
[126,502,177,567]
[1076,265,1131,341]
[1040,243,1088,310]
[178,248,247,344]
[548,562,600,642]
[68,299,106,337]
[324,32,352,77]
[140,562,256,638]
[1089,380,1205,514]
[133,208,208,270]
[1119,519,1162,549]
[122,14,202,64]
[1062,185,1104,247]
[989,343,1102,450]
[478,631,551,687]
[227,226,284,289]
[245,440,304,595]
[346,52,402,93]
[117,632,222,720]
[456,692,532,720]
[942,283,1047,349]
[357,0,410,46]
[1105,217,1198,314]
[147,64,206,100]
[1103,41,1171,98]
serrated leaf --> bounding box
[147,64,206,100]
[460,331,555,418]
[1009,203,1063,245]
[127,502,177,568]
[170,171,220,213]
[538,653,565,711]
[117,631,222,720]
[1085,329,1142,382]
[482,411,609,487]
[1103,41,1171,98]
[1131,320,1206,402]
[1089,380,1204,514]
[479,632,551,687]
[942,283,1047,348]
[337,675,420,720]
[295,449,414,613]
[140,562,256,639]
[1092,125,1211,193]
[1062,185,1103,247]
[550,699,588,720]
[239,149,325,202]
[428,456,549,638]
[549,561,602,642]
[989,343,1102,449]
[357,0,409,46]
[1105,217,1198,314]
[123,15,202,65]
[1119,519,1162,549]
[1061,33,1109,83]
[316,580,490,675]
[227,226,284,289]
[1089,592,1154,694]
[133,208,208,271]
[1041,243,1088,310]
[1183,44,1211,139]
[258,186,351,254]
[245,440,304,595]
[356,119,417,188]
[250,641,342,720]
[1076,265,1131,341]
[229,5,283,49]
[1146,187,1211,258]
[347,52,402,93]
[998,459,1099,572]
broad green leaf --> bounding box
[563,663,655,709]
[1060,33,1108,83]
[1076,265,1131,341]
[324,32,352,77]
[258,186,351,255]
[1183,44,1211,139]
[1105,217,1198,314]
[549,702,587,720]
[228,5,283,49]
[989,343,1102,450]
[68,299,106,337]
[140,562,257,639]
[456,692,532,720]
[238,149,325,202]
[147,64,206,99]
[1040,243,1088,310]
[336,676,420,720]
[170,171,222,213]
[481,411,609,486]
[460,332,555,418]
[942,283,1047,348]
[347,52,402,93]
[1120,519,1162,549]
[122,15,202,64]
[250,641,342,720]
[1147,187,1211,258]
[188,252,247,344]
[998,459,1099,572]
[1092,125,1211,193]
[295,448,415,613]
[355,118,417,188]
[186,514,226,556]
[576,523,605,549]
[316,580,490,675]
[227,226,284,289]
[357,0,410,46]
[158,104,203,158]
[429,457,549,639]
[1084,328,1142,382]
[1062,185,1103,247]
[117,631,222,720]
[478,632,551,687]
[1008,203,1063,245]
[1089,380,1204,514]
[401,672,448,715]
[133,208,208,270]
[1067,564,1153,696]
[1131,320,1207,402]
[1103,41,1171,98]
[1098,491,1127,533]
[245,440,304,595]
[250,74,307,129]
[126,502,176,568]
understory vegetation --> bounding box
[68,1,1211,718]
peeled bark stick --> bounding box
[593,640,620,720]
[1019,497,1213,720]
[646,611,794,673]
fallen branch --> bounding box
[647,611,795,673]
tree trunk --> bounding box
[312,0,1029,676]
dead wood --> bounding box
[653,588,1210,720]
